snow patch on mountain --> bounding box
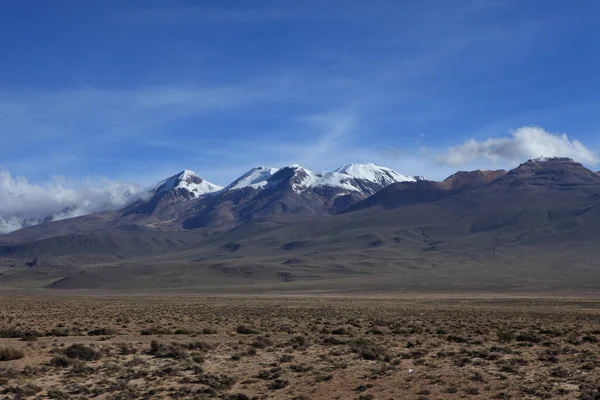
[151,170,222,198]
[225,167,279,190]
[288,165,362,193]
[226,163,417,195]
[334,163,416,185]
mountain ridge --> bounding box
[3,157,600,293]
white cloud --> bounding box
[437,126,599,166]
[0,170,144,234]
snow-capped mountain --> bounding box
[1,164,419,233]
[150,170,222,200]
[334,163,417,185]
[122,170,221,217]
[180,163,419,229]
[225,163,420,195]
[224,167,280,191]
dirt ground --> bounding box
[1,295,599,399]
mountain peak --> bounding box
[516,157,584,171]
[502,157,599,185]
[152,170,222,197]
[178,169,199,178]
[225,167,279,191]
[334,162,382,175]
[333,163,416,186]
[528,156,575,164]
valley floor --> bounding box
[1,295,599,399]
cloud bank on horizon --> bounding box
[1,125,598,234]
[0,171,143,234]
[437,127,599,167]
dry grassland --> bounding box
[1,296,599,399]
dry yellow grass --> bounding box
[0,296,599,399]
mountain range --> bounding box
[2,158,600,294]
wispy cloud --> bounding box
[294,111,357,166]
[437,126,599,167]
[0,80,298,179]
[132,6,294,25]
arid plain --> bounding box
[1,295,599,399]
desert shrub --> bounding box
[469,372,485,382]
[579,385,600,400]
[116,342,136,355]
[0,347,25,361]
[289,335,310,348]
[538,349,559,363]
[236,325,259,335]
[515,331,540,343]
[199,374,236,390]
[50,355,74,368]
[257,368,280,380]
[268,379,289,390]
[0,328,23,338]
[22,365,38,376]
[88,327,118,336]
[350,338,388,361]
[47,388,70,399]
[582,335,599,343]
[224,395,250,400]
[447,334,467,343]
[3,383,41,396]
[191,354,205,364]
[185,341,212,351]
[140,326,170,335]
[279,354,295,363]
[174,328,193,335]
[331,327,350,335]
[46,327,69,337]
[148,340,188,359]
[251,336,273,349]
[550,367,570,378]
[322,336,345,345]
[63,344,102,361]
[20,333,39,342]
[289,364,312,373]
[316,374,333,382]
[497,330,515,343]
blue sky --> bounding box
[1,0,600,187]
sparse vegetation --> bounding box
[0,346,25,361]
[0,295,599,399]
[62,343,102,361]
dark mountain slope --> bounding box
[440,169,507,190]
[345,168,507,212]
